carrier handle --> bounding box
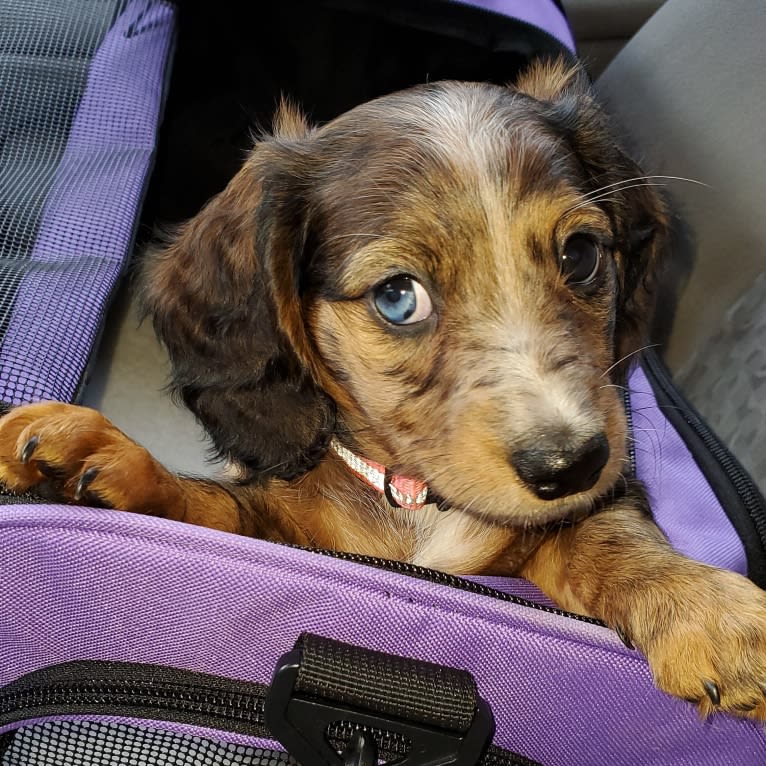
[265,632,495,766]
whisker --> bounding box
[600,344,660,378]
[578,174,710,202]
[578,175,658,200]
[566,175,711,214]
[567,183,668,212]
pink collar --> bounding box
[329,438,431,511]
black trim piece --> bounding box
[320,0,576,74]
[441,0,574,59]
[0,660,542,766]
[445,0,571,53]
[641,350,766,587]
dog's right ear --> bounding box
[140,105,336,482]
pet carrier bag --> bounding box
[2,1,766,765]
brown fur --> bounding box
[2,59,766,719]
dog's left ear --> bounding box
[516,59,673,374]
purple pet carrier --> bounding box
[1,2,766,765]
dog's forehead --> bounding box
[309,83,591,282]
[331,81,526,139]
[358,82,521,142]
[314,82,581,211]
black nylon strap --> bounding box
[294,633,478,734]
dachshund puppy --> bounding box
[1,59,765,719]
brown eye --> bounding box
[559,235,601,285]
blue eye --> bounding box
[373,276,433,325]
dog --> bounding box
[1,59,765,720]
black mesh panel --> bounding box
[0,721,296,766]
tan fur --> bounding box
[2,60,766,720]
[272,98,313,140]
[514,57,581,102]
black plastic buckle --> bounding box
[265,649,495,766]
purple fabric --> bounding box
[629,366,747,574]
[1,505,764,765]
[458,0,576,52]
[0,1,175,405]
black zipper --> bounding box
[298,545,603,626]
[623,387,637,476]
[0,662,541,766]
[0,670,268,736]
[641,350,766,587]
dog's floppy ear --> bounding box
[141,104,335,482]
[516,59,673,375]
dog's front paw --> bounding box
[636,565,766,720]
[0,401,183,516]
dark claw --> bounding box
[74,467,99,501]
[702,679,720,706]
[21,435,39,464]
[615,625,635,650]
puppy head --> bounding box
[144,60,669,524]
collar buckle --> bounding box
[330,438,431,511]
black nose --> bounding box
[511,433,610,500]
